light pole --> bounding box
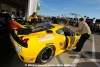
[93,17,95,23]
[84,15,87,21]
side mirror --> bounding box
[71,32,75,36]
[46,30,53,34]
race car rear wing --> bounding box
[9,20,54,35]
[9,20,25,28]
[17,28,53,35]
[9,20,26,31]
[17,28,31,35]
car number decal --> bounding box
[38,34,54,42]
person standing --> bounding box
[73,18,91,52]
[38,16,42,23]
[27,12,38,25]
[46,17,52,24]
[46,17,49,22]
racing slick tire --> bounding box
[36,46,55,64]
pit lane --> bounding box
[0,25,100,67]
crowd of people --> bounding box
[0,11,100,36]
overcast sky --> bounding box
[38,0,100,19]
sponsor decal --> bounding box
[29,58,34,62]
[38,34,54,42]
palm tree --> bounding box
[87,17,89,19]
[84,15,86,18]
[93,17,95,20]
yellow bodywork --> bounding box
[10,24,80,63]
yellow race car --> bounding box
[9,21,80,64]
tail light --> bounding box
[23,38,29,44]
[19,36,24,40]
[19,36,29,44]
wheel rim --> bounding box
[41,47,54,63]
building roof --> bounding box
[0,0,28,10]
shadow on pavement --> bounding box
[66,50,100,59]
[65,50,79,54]
[67,50,100,67]
[0,36,36,67]
[76,62,100,67]
[83,51,100,59]
[10,54,38,67]
[0,36,16,67]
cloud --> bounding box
[50,8,57,10]
[41,3,56,10]
[41,3,47,6]
[39,0,43,3]
[40,0,57,10]
[40,1,49,7]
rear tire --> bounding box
[36,46,55,64]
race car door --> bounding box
[55,28,70,50]
[62,27,80,48]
